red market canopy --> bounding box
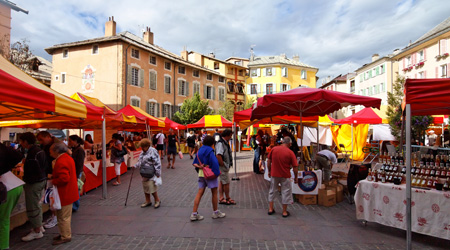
[158,117,187,130]
[0,56,103,121]
[233,108,318,129]
[333,108,388,125]
[187,115,233,128]
[117,105,165,127]
[404,78,450,116]
[251,87,382,120]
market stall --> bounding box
[355,180,449,240]
[187,115,233,128]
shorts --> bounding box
[198,177,218,189]
[156,144,164,151]
[167,146,177,155]
[268,177,293,204]
[219,165,230,184]
[142,178,158,194]
[114,162,121,176]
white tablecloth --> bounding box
[355,180,450,240]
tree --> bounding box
[172,92,213,125]
[244,96,256,109]
[217,100,235,121]
[9,38,33,71]
[387,76,432,145]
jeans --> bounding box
[253,147,261,173]
[73,173,81,211]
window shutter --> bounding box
[203,84,207,98]
[272,67,276,76]
[262,68,266,77]
[447,63,450,77]
[444,40,448,53]
[424,70,427,78]
[186,81,189,96]
[262,84,266,95]
[436,67,439,78]
[156,103,160,117]
[212,87,216,100]
[146,101,150,114]
[139,69,144,87]
[256,83,260,94]
[178,80,182,95]
[402,59,405,69]
[257,68,260,77]
[247,84,251,94]
[423,49,427,60]
[170,105,173,119]
[287,84,291,90]
[127,65,132,85]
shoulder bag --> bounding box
[197,152,217,180]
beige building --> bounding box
[319,74,351,119]
[352,54,398,119]
[46,17,225,118]
[0,0,27,57]
[393,16,450,80]
[182,51,247,112]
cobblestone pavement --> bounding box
[9,151,449,249]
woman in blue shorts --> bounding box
[190,135,226,221]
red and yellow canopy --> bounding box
[158,117,187,130]
[0,56,103,121]
[187,115,233,128]
[117,105,165,127]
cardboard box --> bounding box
[318,188,336,207]
[296,194,317,205]
[327,184,344,203]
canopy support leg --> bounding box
[406,104,412,250]
[232,122,240,181]
[351,124,354,162]
[102,118,107,199]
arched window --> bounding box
[227,81,235,93]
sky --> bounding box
[10,0,450,86]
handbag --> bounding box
[197,153,217,180]
[178,151,184,159]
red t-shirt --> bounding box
[268,145,298,178]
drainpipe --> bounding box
[124,43,132,107]
[173,62,177,118]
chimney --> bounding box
[280,53,286,59]
[393,49,400,55]
[372,54,379,62]
[209,52,215,58]
[105,16,116,37]
[292,54,300,62]
[181,46,188,60]
[143,27,154,45]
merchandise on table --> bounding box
[368,151,450,191]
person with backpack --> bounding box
[133,139,161,209]
[186,131,197,159]
[215,129,236,205]
[166,129,180,169]
[252,130,265,174]
[110,133,125,186]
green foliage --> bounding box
[217,100,235,121]
[244,96,256,109]
[172,92,213,125]
[387,76,432,145]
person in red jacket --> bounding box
[49,142,79,245]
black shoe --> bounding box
[268,209,275,215]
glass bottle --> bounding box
[426,176,434,188]
[420,175,427,187]
[436,165,441,177]
[367,169,373,181]
[443,177,450,190]
[425,165,431,176]
[433,176,439,189]
[399,153,404,166]
[381,170,386,183]
[440,155,445,168]
[420,164,426,175]
[402,164,407,174]
[393,162,398,173]
[378,152,384,164]
[412,174,418,186]
[430,166,436,177]
[420,154,425,168]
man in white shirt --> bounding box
[316,149,338,182]
[156,131,165,159]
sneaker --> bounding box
[21,230,43,242]
[190,213,204,221]
[44,216,57,229]
[40,226,45,233]
[212,210,226,219]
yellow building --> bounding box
[182,51,248,112]
[246,54,318,100]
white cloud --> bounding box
[10,0,450,84]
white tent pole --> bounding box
[351,124,354,162]
[406,104,412,250]
[317,121,320,161]
[102,117,107,199]
[232,122,239,181]
[299,111,303,162]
